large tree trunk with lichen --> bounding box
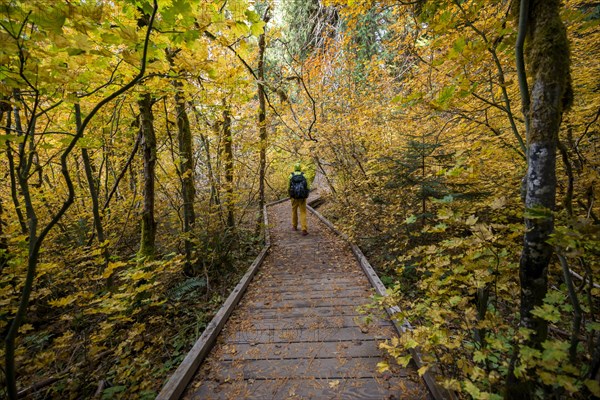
[138,94,157,258]
[506,0,571,397]
[167,49,196,270]
[256,8,269,233]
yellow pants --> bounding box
[291,198,307,231]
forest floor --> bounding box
[180,200,429,399]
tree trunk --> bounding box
[506,0,571,397]
[0,198,7,273]
[176,91,196,266]
[167,49,197,270]
[138,93,157,258]
[5,94,28,235]
[222,106,235,229]
[256,7,270,233]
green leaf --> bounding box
[585,380,600,397]
[405,215,417,224]
[587,321,600,332]
[473,350,486,363]
[102,386,127,399]
[531,304,561,323]
[453,37,466,53]
[250,20,265,37]
[463,380,481,398]
[0,134,24,146]
[67,48,86,56]
[541,340,569,363]
[31,6,67,34]
[434,85,456,110]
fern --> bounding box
[168,277,207,300]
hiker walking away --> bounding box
[289,163,309,236]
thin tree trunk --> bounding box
[506,0,571,397]
[103,131,141,212]
[222,105,235,229]
[0,198,7,273]
[201,132,220,207]
[75,105,107,247]
[138,93,157,258]
[5,95,28,235]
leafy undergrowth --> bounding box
[0,227,262,399]
[319,187,600,399]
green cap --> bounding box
[294,162,301,171]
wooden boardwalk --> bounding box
[178,201,430,399]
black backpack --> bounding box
[289,172,309,199]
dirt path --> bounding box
[182,201,429,399]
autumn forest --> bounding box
[0,0,599,398]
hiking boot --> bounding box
[293,226,298,231]
[302,230,308,236]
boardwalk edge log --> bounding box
[156,204,272,400]
[307,204,457,400]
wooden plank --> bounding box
[255,284,367,294]
[156,208,273,400]
[225,325,395,344]
[241,314,392,330]
[307,204,456,400]
[219,339,391,361]
[264,269,363,277]
[266,275,366,284]
[242,305,368,319]
[242,296,370,309]
[209,357,398,380]
[186,377,428,400]
[271,288,373,301]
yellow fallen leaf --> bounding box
[377,361,390,373]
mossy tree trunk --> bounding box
[167,49,197,270]
[176,91,196,268]
[256,7,270,233]
[138,93,157,259]
[506,0,571,397]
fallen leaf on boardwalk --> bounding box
[329,380,340,388]
[377,361,390,373]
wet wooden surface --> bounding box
[182,201,430,399]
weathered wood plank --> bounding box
[265,276,366,285]
[218,339,391,361]
[209,357,400,380]
[227,314,392,330]
[187,377,428,400]
[242,296,370,309]
[225,325,395,344]
[240,305,366,319]
[255,282,368,294]
[271,288,373,301]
